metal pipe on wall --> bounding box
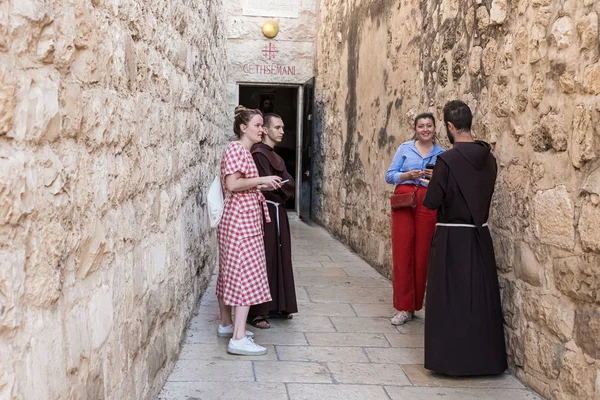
[295,86,304,215]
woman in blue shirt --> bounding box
[385,113,445,326]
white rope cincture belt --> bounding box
[265,200,281,241]
[436,222,488,228]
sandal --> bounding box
[269,311,294,320]
[247,315,270,329]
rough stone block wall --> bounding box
[314,0,600,398]
[0,0,227,399]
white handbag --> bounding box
[207,176,224,228]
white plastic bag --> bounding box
[207,176,224,228]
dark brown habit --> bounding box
[249,143,298,318]
[422,141,507,376]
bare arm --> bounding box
[401,170,425,182]
[224,171,281,192]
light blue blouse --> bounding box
[385,140,445,186]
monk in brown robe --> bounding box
[422,100,507,376]
[247,113,298,329]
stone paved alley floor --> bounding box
[159,215,542,400]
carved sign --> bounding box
[242,64,297,76]
[262,43,279,60]
[242,0,299,18]
[242,43,297,76]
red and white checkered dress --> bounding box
[216,141,273,306]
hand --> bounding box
[261,175,283,190]
[420,178,430,187]
[424,168,433,179]
[406,170,424,180]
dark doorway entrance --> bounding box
[239,85,298,210]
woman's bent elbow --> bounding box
[224,181,235,192]
[385,173,395,185]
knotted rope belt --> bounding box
[265,200,281,239]
[435,222,488,228]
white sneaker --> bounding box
[227,337,268,356]
[391,311,413,326]
[217,324,254,338]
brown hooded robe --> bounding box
[249,143,298,317]
[423,141,507,376]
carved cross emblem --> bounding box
[262,43,279,60]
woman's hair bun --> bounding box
[234,105,247,116]
[232,106,262,138]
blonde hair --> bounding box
[233,106,263,138]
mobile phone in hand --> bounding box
[425,163,435,170]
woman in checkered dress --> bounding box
[216,106,283,356]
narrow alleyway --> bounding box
[159,216,541,400]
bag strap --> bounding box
[220,176,232,207]
[399,154,407,170]
[396,155,408,187]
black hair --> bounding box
[443,100,472,131]
[414,113,436,128]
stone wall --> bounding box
[225,0,317,111]
[314,0,599,398]
[0,0,227,399]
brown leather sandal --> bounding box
[247,316,270,329]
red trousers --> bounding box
[391,184,437,311]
